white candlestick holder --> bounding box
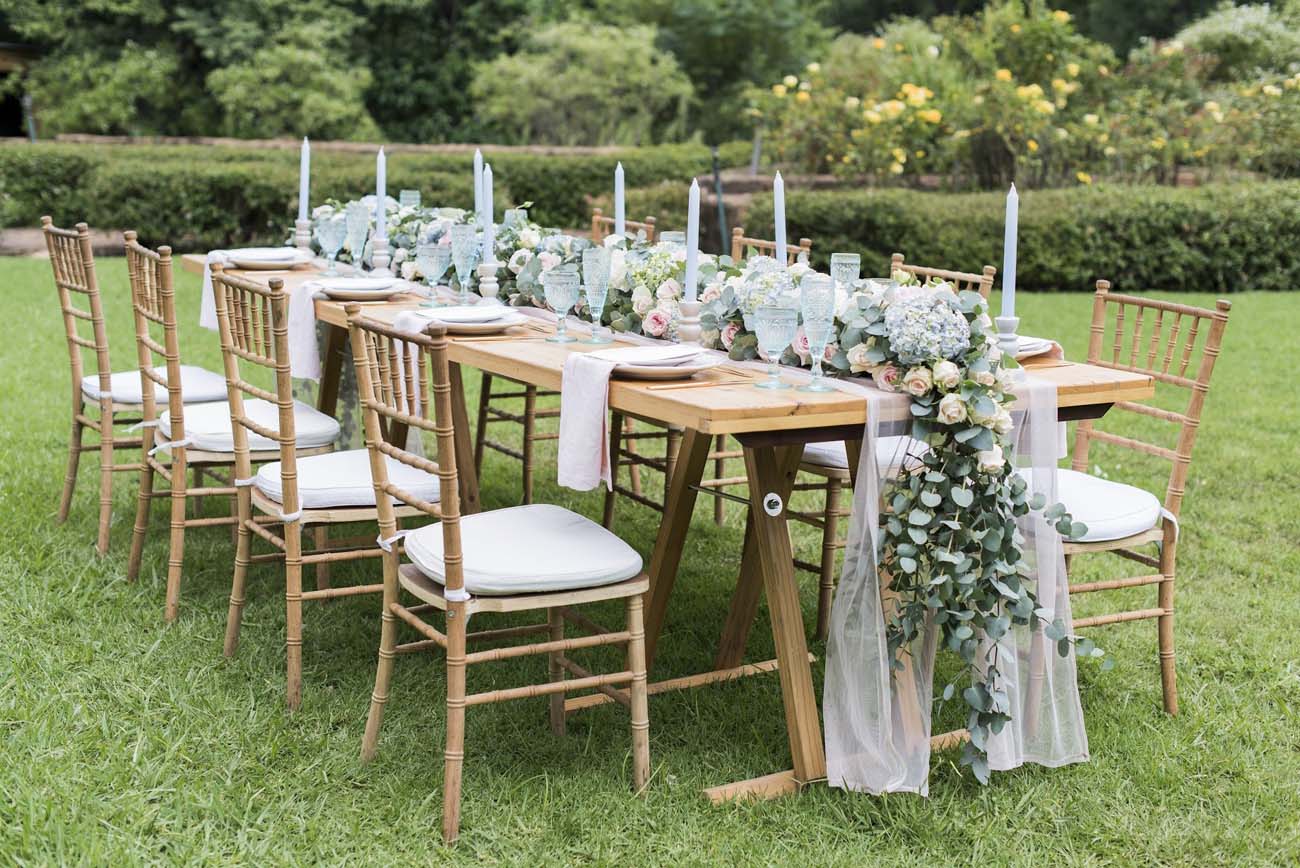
[294,218,312,253]
[996,314,1021,363]
[477,262,500,301]
[677,300,702,346]
[370,236,392,276]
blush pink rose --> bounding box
[792,326,811,364]
[720,321,741,349]
[643,308,671,337]
[873,363,901,392]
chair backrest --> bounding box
[590,208,657,243]
[730,227,812,265]
[1071,280,1231,518]
[42,217,111,406]
[210,265,298,495]
[125,232,182,442]
[347,310,460,592]
[890,253,996,299]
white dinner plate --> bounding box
[425,305,505,324]
[1015,336,1057,360]
[590,345,702,367]
[316,277,405,301]
[411,308,528,334]
[227,247,313,270]
[611,353,723,380]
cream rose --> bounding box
[973,369,996,387]
[537,251,561,272]
[993,407,1014,435]
[937,393,967,424]
[902,366,933,397]
[847,342,873,374]
[642,308,671,337]
[932,360,961,390]
[400,260,418,281]
[631,286,653,315]
[700,281,723,303]
[517,227,541,249]
[657,278,680,300]
[977,444,1005,473]
[608,248,627,288]
[508,248,533,275]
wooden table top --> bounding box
[181,255,1155,435]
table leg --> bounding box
[844,438,863,489]
[643,427,713,669]
[738,443,826,788]
[448,363,481,516]
[713,445,803,671]
[316,324,348,417]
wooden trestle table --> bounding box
[182,255,1155,802]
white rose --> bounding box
[657,278,680,300]
[631,286,653,315]
[937,393,967,424]
[902,366,933,397]
[993,407,1014,435]
[518,227,541,249]
[609,249,627,288]
[970,401,997,427]
[508,248,533,275]
[977,444,1005,474]
[537,252,561,272]
[700,281,723,303]
[932,360,961,390]
[974,369,996,387]
[997,368,1018,392]
[391,247,408,265]
[846,343,873,374]
[400,261,417,281]
[788,261,811,281]
[725,274,745,291]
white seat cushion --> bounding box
[1018,468,1162,543]
[802,436,922,473]
[159,399,340,453]
[405,503,643,596]
[81,366,229,405]
[254,448,440,509]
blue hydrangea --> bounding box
[883,294,971,364]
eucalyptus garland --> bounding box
[847,275,1094,781]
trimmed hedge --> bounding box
[746,183,1300,293]
[1,140,752,249]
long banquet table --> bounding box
[182,255,1156,801]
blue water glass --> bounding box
[798,273,836,392]
[543,268,581,343]
[581,246,612,344]
[752,305,799,390]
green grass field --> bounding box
[1,255,1297,865]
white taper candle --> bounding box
[684,178,700,303]
[473,149,484,225]
[297,137,310,222]
[482,163,495,261]
[614,162,626,238]
[773,171,786,260]
[1002,183,1018,318]
[374,147,387,241]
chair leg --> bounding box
[1157,529,1179,715]
[126,456,155,582]
[626,593,650,793]
[285,521,305,711]
[521,386,536,505]
[814,478,844,641]
[58,414,84,523]
[96,414,114,555]
[442,605,468,844]
[624,417,643,496]
[474,372,492,476]
[548,608,566,736]
[603,412,624,530]
[190,465,205,518]
[312,525,331,591]
[361,588,400,763]
[665,428,682,504]
[713,435,726,526]
[163,459,188,621]
[222,488,253,645]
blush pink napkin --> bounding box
[557,352,619,491]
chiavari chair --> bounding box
[729,226,812,265]
[590,207,657,244]
[348,310,650,843]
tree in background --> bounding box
[613,0,832,143]
[470,22,692,146]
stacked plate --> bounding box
[412,305,528,334]
[315,276,403,301]
[226,247,314,270]
[1015,336,1059,360]
[590,345,722,380]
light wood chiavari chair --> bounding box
[730,226,812,265]
[212,265,436,710]
[43,217,146,554]
[121,232,241,619]
[1064,281,1231,713]
[348,310,650,844]
[474,212,660,505]
[590,208,657,243]
[792,253,996,639]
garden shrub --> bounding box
[746,182,1300,294]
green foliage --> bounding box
[0,141,752,247]
[470,22,693,146]
[613,0,832,143]
[746,181,1300,293]
[1175,2,1300,81]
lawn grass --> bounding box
[1,254,1297,865]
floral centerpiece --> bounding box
[499,217,593,308]
[309,197,469,275]
[606,238,727,339]
[698,255,816,359]
[840,273,1092,781]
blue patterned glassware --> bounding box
[450,223,478,306]
[798,273,836,392]
[830,252,861,290]
[542,268,581,343]
[399,189,421,209]
[416,242,451,308]
[314,213,347,276]
[752,305,799,390]
[581,246,613,344]
[344,201,371,268]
